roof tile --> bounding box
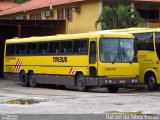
[0,0,85,16]
[0,2,18,11]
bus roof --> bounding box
[106,27,160,34]
[6,31,134,44]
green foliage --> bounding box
[96,4,145,30]
[5,0,28,3]
[15,0,27,3]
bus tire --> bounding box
[76,74,87,92]
[107,85,119,93]
[19,71,29,87]
[146,73,159,91]
[28,71,38,87]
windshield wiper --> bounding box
[112,46,121,64]
[112,53,119,64]
[122,47,132,64]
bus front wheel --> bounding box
[107,85,119,93]
[146,73,159,91]
[19,71,29,87]
[76,74,87,92]
[28,71,38,87]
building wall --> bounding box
[66,0,101,34]
[0,0,101,34]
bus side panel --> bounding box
[4,55,89,86]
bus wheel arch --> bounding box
[75,72,87,92]
[19,70,30,87]
[144,71,159,91]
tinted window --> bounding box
[89,41,96,64]
[38,42,48,54]
[27,43,38,54]
[6,44,16,56]
[16,44,26,55]
[155,32,160,60]
[61,41,72,53]
[49,42,60,54]
[74,40,88,53]
[135,33,154,51]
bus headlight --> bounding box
[109,79,112,83]
[132,79,135,83]
[135,79,138,83]
[105,80,109,83]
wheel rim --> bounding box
[78,78,84,87]
[30,75,35,85]
[22,75,26,84]
[148,76,156,86]
[79,79,84,88]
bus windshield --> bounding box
[155,32,160,60]
[100,38,136,63]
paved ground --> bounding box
[0,77,160,115]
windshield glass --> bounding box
[100,38,136,63]
[155,32,160,60]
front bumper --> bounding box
[98,77,139,86]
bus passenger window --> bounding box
[135,33,154,51]
[16,44,26,55]
[38,42,48,54]
[74,40,80,53]
[61,41,72,53]
[6,44,16,56]
[74,40,88,53]
[49,42,60,54]
[27,43,38,54]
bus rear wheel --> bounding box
[19,71,29,87]
[76,74,87,92]
[107,85,119,93]
[146,73,159,91]
[28,71,38,87]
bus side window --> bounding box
[16,44,26,55]
[89,41,96,64]
[27,43,38,54]
[61,41,72,53]
[73,39,88,53]
[135,33,154,51]
[49,42,60,54]
[6,44,16,56]
[38,42,48,54]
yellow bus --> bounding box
[111,28,160,91]
[4,31,139,93]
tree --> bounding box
[1,0,29,3]
[96,4,145,30]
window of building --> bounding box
[36,13,42,20]
[138,10,159,19]
[30,14,35,20]
[57,9,64,20]
[65,7,72,22]
[38,42,48,54]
